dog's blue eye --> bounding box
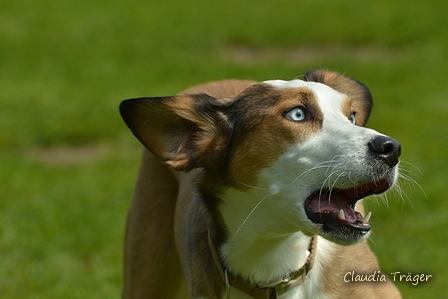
[285,107,306,122]
[350,113,356,125]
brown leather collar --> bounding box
[208,229,318,299]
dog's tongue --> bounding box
[308,190,359,223]
[305,180,389,229]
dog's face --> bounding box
[237,78,400,245]
[120,70,400,245]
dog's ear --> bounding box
[120,94,232,171]
[304,70,373,126]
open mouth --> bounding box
[304,178,390,236]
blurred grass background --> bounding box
[1,0,446,298]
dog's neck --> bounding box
[218,186,314,287]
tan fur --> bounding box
[122,149,183,298]
[182,79,257,98]
[305,70,372,126]
[321,240,401,298]
[121,77,401,299]
[341,96,353,120]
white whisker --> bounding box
[291,160,339,185]
[234,180,268,191]
[319,167,342,197]
[231,193,272,241]
[399,161,423,176]
[368,233,377,247]
[329,171,346,201]
[398,172,427,200]
[395,183,414,211]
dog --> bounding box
[119,70,402,299]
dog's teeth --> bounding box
[362,212,372,224]
[338,209,346,220]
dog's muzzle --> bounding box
[304,135,401,244]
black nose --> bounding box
[368,136,401,167]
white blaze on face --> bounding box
[263,78,346,124]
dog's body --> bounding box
[120,71,402,299]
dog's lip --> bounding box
[304,178,390,232]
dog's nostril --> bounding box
[368,136,401,167]
[383,142,395,155]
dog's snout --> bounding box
[368,136,401,167]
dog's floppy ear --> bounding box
[304,70,373,126]
[120,94,232,171]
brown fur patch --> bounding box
[305,70,373,126]
[227,85,323,188]
[341,95,353,121]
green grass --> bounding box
[1,0,447,298]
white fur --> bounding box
[218,79,398,298]
[220,187,312,286]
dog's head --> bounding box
[120,70,400,245]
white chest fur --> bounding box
[219,186,331,299]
